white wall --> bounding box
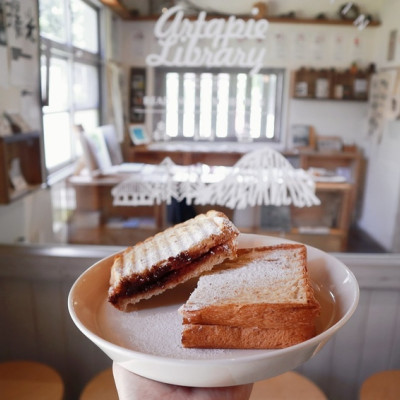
[357,0,400,251]
[119,17,378,149]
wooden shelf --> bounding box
[0,132,44,204]
[9,184,42,202]
[99,2,381,26]
[1,132,41,143]
[123,14,380,26]
[292,97,368,102]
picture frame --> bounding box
[129,124,149,145]
[289,124,316,150]
[84,128,113,172]
[316,135,343,152]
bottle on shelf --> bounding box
[333,70,344,99]
[294,67,309,98]
[353,68,369,100]
[315,69,331,99]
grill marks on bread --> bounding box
[108,211,239,311]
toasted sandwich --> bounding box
[179,244,320,349]
[108,210,239,311]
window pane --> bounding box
[235,73,247,137]
[250,74,263,139]
[74,109,99,133]
[216,73,229,138]
[183,73,195,138]
[43,113,72,169]
[266,75,277,139]
[71,0,99,53]
[199,73,213,139]
[159,68,283,142]
[73,63,99,109]
[43,57,69,113]
[165,73,179,137]
[39,0,67,43]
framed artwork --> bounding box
[84,128,113,172]
[290,125,316,150]
[129,124,148,145]
[317,136,343,152]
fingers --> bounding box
[112,362,253,400]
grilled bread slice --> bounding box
[179,244,320,349]
[108,210,239,311]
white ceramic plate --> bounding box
[68,234,359,387]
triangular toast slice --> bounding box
[179,244,320,349]
[108,210,239,311]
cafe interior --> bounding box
[0,0,400,398]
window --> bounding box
[154,68,284,142]
[39,0,101,173]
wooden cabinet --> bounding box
[298,148,364,218]
[276,148,364,251]
[0,132,43,204]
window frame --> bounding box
[153,67,285,143]
[39,0,103,176]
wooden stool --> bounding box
[360,370,400,400]
[80,368,118,400]
[0,360,64,400]
[250,371,327,400]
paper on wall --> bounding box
[5,0,38,88]
[367,69,400,142]
[0,0,8,87]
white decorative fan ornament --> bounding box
[112,147,320,209]
[187,147,320,209]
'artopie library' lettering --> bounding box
[146,6,268,74]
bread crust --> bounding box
[181,303,320,329]
[182,324,317,349]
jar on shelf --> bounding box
[353,69,369,100]
[333,70,344,99]
[315,69,331,99]
[294,67,309,98]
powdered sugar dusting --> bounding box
[185,248,307,308]
[97,298,227,359]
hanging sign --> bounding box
[146,5,269,74]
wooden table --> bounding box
[68,173,165,228]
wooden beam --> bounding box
[99,0,137,20]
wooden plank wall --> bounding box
[0,246,399,399]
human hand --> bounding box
[113,362,253,400]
